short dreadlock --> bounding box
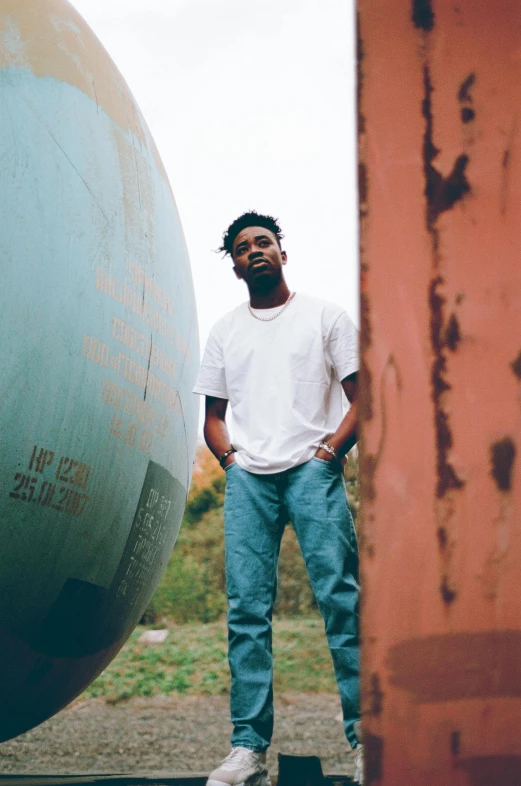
[218,211,284,257]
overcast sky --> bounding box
[71,0,359,349]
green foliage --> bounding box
[83,617,336,703]
[146,450,359,624]
[183,474,225,527]
[147,507,227,624]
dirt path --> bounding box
[0,694,356,779]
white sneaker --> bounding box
[207,747,271,786]
[353,744,364,785]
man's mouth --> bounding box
[249,259,270,272]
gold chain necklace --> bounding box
[248,292,296,322]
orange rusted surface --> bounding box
[358,2,521,784]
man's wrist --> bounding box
[219,446,237,468]
[315,442,346,467]
[318,441,338,460]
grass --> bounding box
[82,616,337,703]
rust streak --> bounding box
[423,66,471,228]
[445,313,461,352]
[365,733,384,785]
[422,66,466,499]
[457,73,476,104]
[451,731,461,756]
[455,756,521,786]
[437,526,448,549]
[412,0,435,31]
[387,631,521,702]
[359,289,373,422]
[429,277,465,497]
[511,350,521,379]
[356,14,366,136]
[366,672,384,716]
[440,576,457,604]
[490,438,516,492]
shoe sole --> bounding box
[207,774,271,786]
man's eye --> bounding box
[236,247,247,255]
[259,240,269,247]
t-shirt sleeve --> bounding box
[327,310,359,382]
[192,327,228,399]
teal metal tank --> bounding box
[0,0,199,740]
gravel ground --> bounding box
[0,694,356,780]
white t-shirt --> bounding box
[193,293,359,474]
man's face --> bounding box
[231,226,287,291]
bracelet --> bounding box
[219,446,236,468]
[318,441,338,459]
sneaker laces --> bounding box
[221,747,261,772]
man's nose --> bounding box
[248,249,263,261]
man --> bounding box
[193,211,363,786]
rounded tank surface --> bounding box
[0,0,199,740]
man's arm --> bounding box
[315,371,358,463]
[204,395,236,468]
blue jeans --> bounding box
[223,457,360,751]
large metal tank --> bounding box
[359,1,521,784]
[0,0,199,740]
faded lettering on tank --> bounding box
[83,334,182,413]
[95,268,188,357]
[8,445,91,516]
[112,317,175,378]
[115,485,173,606]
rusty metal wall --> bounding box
[358,1,521,784]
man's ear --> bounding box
[281,251,288,265]
[232,265,242,280]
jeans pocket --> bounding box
[224,461,238,473]
[312,456,342,474]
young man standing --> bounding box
[193,212,363,786]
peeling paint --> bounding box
[430,277,465,497]
[423,66,471,229]
[451,731,461,756]
[358,162,369,217]
[491,438,516,491]
[461,107,475,124]
[422,65,466,500]
[359,291,373,424]
[458,73,476,125]
[412,0,435,31]
[510,350,521,379]
[445,313,461,351]
[500,119,517,214]
[457,73,476,103]
[367,672,384,715]
[437,526,448,549]
[365,733,384,785]
[427,151,471,224]
[455,756,521,786]
[440,575,457,604]
[357,14,366,137]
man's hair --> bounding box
[218,211,284,257]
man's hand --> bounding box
[314,445,346,467]
[314,446,336,463]
[314,372,358,465]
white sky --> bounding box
[71,0,359,350]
